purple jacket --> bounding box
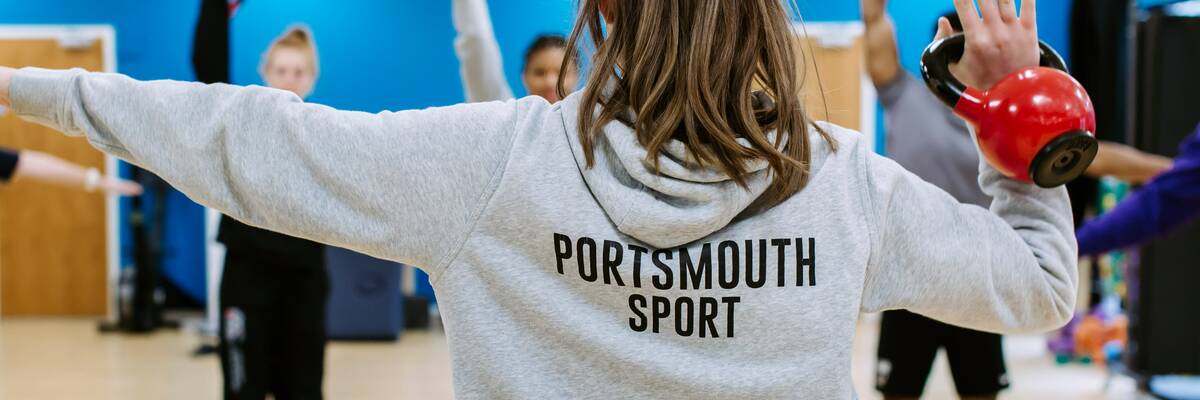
[1077,126,1200,256]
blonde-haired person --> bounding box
[453,0,579,102]
[212,26,330,400]
[258,27,319,99]
[0,147,141,195]
[0,0,1077,398]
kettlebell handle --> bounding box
[920,34,1068,109]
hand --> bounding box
[0,66,13,107]
[939,0,1040,89]
[99,176,144,196]
[862,0,888,23]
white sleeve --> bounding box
[453,0,515,103]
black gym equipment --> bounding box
[1127,4,1200,378]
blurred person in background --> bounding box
[453,0,580,103]
[206,24,332,400]
[863,1,1170,398]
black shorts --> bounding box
[875,310,1010,397]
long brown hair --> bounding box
[562,0,834,212]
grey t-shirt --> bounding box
[880,73,991,208]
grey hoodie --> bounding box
[11,68,1077,399]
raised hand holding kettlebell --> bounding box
[922,0,1098,187]
[942,0,1040,90]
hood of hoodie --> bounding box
[558,92,832,249]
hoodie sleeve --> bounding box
[9,67,519,278]
[453,0,515,103]
[859,139,1077,334]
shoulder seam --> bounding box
[857,136,885,293]
[429,100,523,285]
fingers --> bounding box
[1021,0,1038,31]
[977,0,1000,25]
[999,0,1018,23]
[104,179,143,196]
[934,17,953,41]
[953,0,981,33]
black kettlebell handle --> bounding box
[920,34,1068,109]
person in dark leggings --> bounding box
[200,25,331,400]
[0,147,141,194]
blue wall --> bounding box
[229,0,578,112]
[0,0,1077,305]
[884,1,1072,79]
[0,0,199,79]
[796,0,861,21]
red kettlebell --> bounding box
[921,34,1098,188]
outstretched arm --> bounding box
[1084,141,1173,184]
[2,148,142,195]
[862,151,1076,333]
[0,66,521,277]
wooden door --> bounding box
[0,37,108,316]
[796,32,864,131]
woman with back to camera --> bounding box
[1,0,1077,398]
[453,0,579,102]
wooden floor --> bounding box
[0,315,1137,399]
